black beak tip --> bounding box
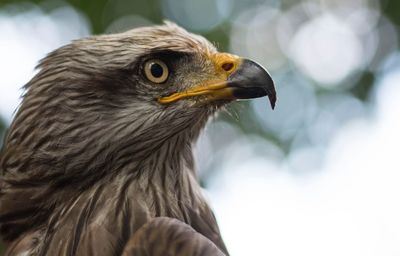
[262,73,276,110]
[269,91,276,110]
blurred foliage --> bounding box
[0,0,232,48]
[382,0,400,35]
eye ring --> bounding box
[144,59,169,84]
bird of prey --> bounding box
[0,22,276,255]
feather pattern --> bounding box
[0,22,228,255]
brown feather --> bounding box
[0,22,228,255]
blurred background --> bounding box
[0,0,399,255]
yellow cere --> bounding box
[158,53,242,104]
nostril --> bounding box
[222,62,234,72]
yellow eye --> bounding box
[144,59,169,84]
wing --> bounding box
[122,217,226,256]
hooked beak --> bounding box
[158,58,276,109]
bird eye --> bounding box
[144,59,169,84]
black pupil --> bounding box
[150,63,164,78]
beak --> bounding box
[158,58,276,109]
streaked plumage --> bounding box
[0,22,275,255]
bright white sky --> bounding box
[1,5,400,256]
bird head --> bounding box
[3,22,277,183]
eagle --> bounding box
[0,22,276,255]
